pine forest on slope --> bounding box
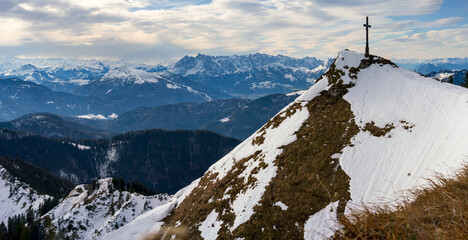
[0,128,240,194]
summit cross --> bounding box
[363,16,371,57]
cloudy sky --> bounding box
[0,0,467,60]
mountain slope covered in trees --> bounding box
[75,93,298,140]
[0,112,115,139]
[0,128,240,193]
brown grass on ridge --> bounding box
[334,164,468,240]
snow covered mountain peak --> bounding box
[102,66,160,85]
[0,166,51,221]
[172,52,326,77]
[43,178,170,239]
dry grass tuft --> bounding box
[334,164,468,240]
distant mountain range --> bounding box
[394,58,468,74]
[0,53,331,99]
[0,78,117,121]
[0,91,297,141]
[170,53,331,98]
[0,128,240,193]
[1,53,467,123]
[0,53,332,121]
[0,62,109,92]
[73,67,230,110]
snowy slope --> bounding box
[337,52,468,204]
[44,178,170,239]
[0,166,51,221]
[104,50,468,239]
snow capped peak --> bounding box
[102,66,160,84]
[171,52,326,77]
[19,64,38,70]
[2,64,38,76]
[336,49,366,67]
[0,166,51,221]
[44,178,170,239]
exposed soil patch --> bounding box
[363,121,395,137]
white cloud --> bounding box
[0,18,32,46]
[0,0,466,59]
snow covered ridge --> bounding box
[0,166,51,221]
[76,113,118,120]
[43,178,170,239]
[170,53,328,76]
[103,49,468,239]
[0,63,109,85]
[102,66,160,84]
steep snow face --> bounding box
[0,167,51,221]
[336,50,468,205]
[105,50,468,240]
[44,178,170,239]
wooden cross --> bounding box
[363,16,371,57]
